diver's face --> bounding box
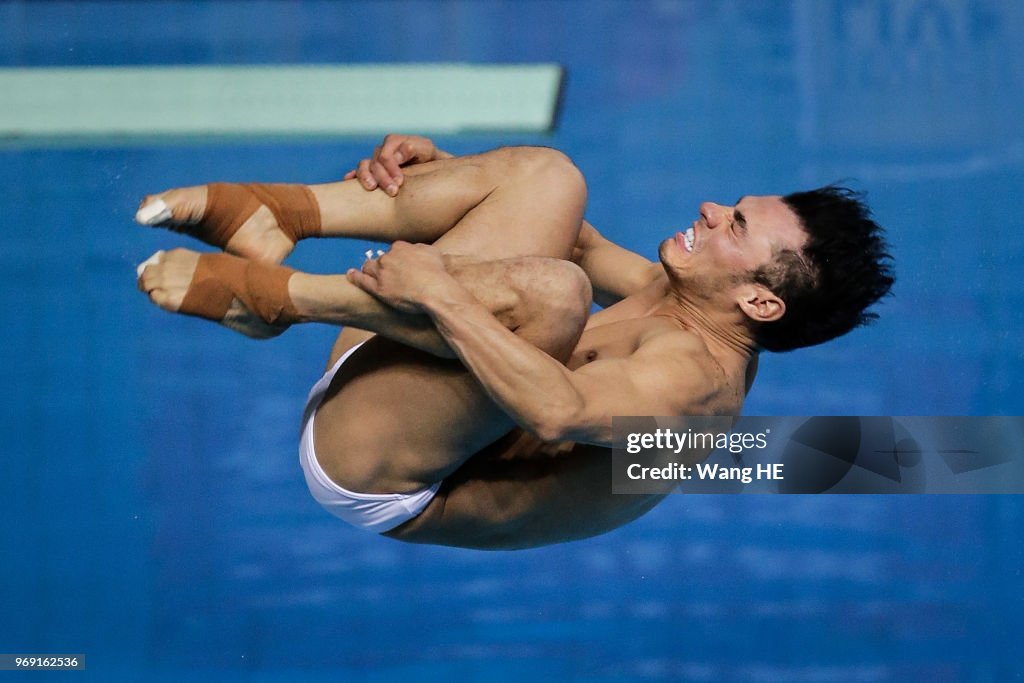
[659,195,806,297]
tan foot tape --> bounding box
[191,183,322,248]
[179,252,299,325]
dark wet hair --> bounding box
[751,185,895,352]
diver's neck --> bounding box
[655,288,757,361]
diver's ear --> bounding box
[736,284,786,323]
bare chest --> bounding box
[566,292,675,370]
[567,317,658,370]
[568,309,748,414]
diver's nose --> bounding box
[700,202,724,228]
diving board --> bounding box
[0,63,564,140]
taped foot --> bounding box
[137,248,300,339]
[135,183,322,264]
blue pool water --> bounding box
[1,1,1022,680]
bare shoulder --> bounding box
[632,323,720,376]
[634,322,711,356]
[628,324,739,414]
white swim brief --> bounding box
[299,342,442,533]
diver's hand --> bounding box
[343,134,452,196]
[347,241,467,314]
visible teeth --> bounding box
[684,228,694,252]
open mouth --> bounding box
[676,226,695,253]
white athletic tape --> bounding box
[136,198,172,225]
[136,251,164,277]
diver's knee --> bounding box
[516,147,587,203]
[530,258,591,322]
[488,146,587,203]
[513,259,591,358]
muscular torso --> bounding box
[567,311,650,370]
[386,287,754,549]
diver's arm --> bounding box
[572,220,663,307]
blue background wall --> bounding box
[1,1,1021,680]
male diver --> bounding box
[136,135,893,549]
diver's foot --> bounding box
[135,183,322,264]
[136,248,298,339]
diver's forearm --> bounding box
[288,273,455,357]
[424,293,583,440]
